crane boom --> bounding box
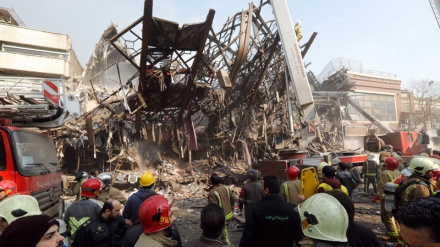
[270,0,316,150]
[429,0,440,29]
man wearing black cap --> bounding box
[0,214,64,247]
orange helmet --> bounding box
[0,180,18,196]
[81,178,101,198]
[287,166,300,180]
[384,157,399,171]
[138,195,171,234]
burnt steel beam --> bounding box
[301,32,318,58]
[177,9,215,123]
[136,0,153,132]
[110,16,143,70]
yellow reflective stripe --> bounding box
[214,191,222,208]
[283,183,290,203]
[69,217,90,235]
[225,211,233,220]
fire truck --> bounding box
[0,8,83,216]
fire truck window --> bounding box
[406,133,413,143]
[0,138,5,170]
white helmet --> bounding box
[0,195,42,224]
[408,157,437,176]
[317,162,329,174]
[298,193,348,242]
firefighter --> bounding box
[0,195,42,236]
[362,153,378,196]
[64,178,103,242]
[136,195,178,247]
[297,193,349,247]
[280,166,301,204]
[398,157,438,207]
[294,21,303,42]
[379,145,393,165]
[238,169,263,221]
[123,171,156,226]
[97,173,127,205]
[377,157,402,242]
[66,171,89,201]
[208,173,234,244]
[0,180,18,202]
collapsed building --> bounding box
[0,1,416,186]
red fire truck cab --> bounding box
[0,125,64,217]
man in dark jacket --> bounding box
[123,171,155,225]
[336,162,356,196]
[238,169,263,221]
[73,199,127,247]
[121,191,183,247]
[239,175,301,247]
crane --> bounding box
[429,0,440,29]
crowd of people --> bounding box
[0,150,439,247]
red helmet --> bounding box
[81,178,101,198]
[138,195,171,234]
[287,166,300,180]
[384,157,399,171]
[0,180,18,196]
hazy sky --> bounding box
[1,0,439,86]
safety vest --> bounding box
[214,186,233,220]
[317,183,349,195]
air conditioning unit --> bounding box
[401,124,408,129]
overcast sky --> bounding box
[1,0,439,86]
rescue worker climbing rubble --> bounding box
[97,172,127,205]
[208,173,234,244]
[280,166,301,204]
[377,157,401,242]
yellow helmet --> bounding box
[139,172,155,187]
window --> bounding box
[348,93,397,121]
[12,131,59,176]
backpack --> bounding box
[395,179,432,209]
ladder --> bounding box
[429,0,440,29]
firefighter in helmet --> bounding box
[399,157,438,206]
[136,195,178,246]
[280,166,301,204]
[377,157,402,242]
[0,180,18,202]
[97,173,127,205]
[64,178,102,241]
[297,193,349,246]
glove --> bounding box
[373,196,381,203]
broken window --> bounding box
[348,93,397,122]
